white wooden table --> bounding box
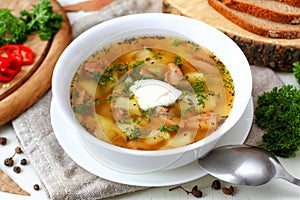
[1,0,300,199]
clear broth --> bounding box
[70,35,234,150]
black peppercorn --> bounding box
[4,152,16,167]
[169,185,203,198]
[191,185,203,198]
[15,146,23,154]
[222,185,234,196]
[4,157,14,167]
[13,166,21,173]
[211,180,221,190]
[20,158,27,165]
[34,184,40,190]
[0,137,7,145]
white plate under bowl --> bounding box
[50,97,253,187]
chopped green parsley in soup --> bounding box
[70,35,234,150]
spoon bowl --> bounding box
[198,145,300,186]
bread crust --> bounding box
[208,0,300,39]
[277,0,300,8]
[222,0,300,24]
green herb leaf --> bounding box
[160,124,179,132]
[19,0,63,41]
[254,85,300,158]
[172,39,182,47]
[126,128,141,140]
[293,61,300,85]
[131,60,145,68]
[174,56,183,68]
[0,9,27,46]
[111,63,127,72]
[190,78,208,106]
[142,108,152,117]
[73,98,98,115]
[0,0,62,46]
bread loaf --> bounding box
[222,0,300,24]
[276,0,300,8]
[162,0,300,71]
[208,0,300,39]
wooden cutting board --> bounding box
[0,0,72,126]
[162,0,300,72]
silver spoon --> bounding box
[198,144,300,186]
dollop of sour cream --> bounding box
[130,79,182,110]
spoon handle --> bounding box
[281,171,300,186]
[288,177,300,186]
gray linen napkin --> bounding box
[244,66,283,146]
[12,0,284,199]
[71,0,162,38]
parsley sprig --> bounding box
[0,0,62,46]
[0,9,27,46]
[20,0,63,41]
[254,85,300,158]
[293,61,300,85]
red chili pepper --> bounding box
[18,45,34,65]
[0,44,34,65]
[0,45,22,64]
[0,44,34,82]
[0,57,21,82]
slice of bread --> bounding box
[208,0,300,39]
[222,0,300,24]
[276,0,300,8]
